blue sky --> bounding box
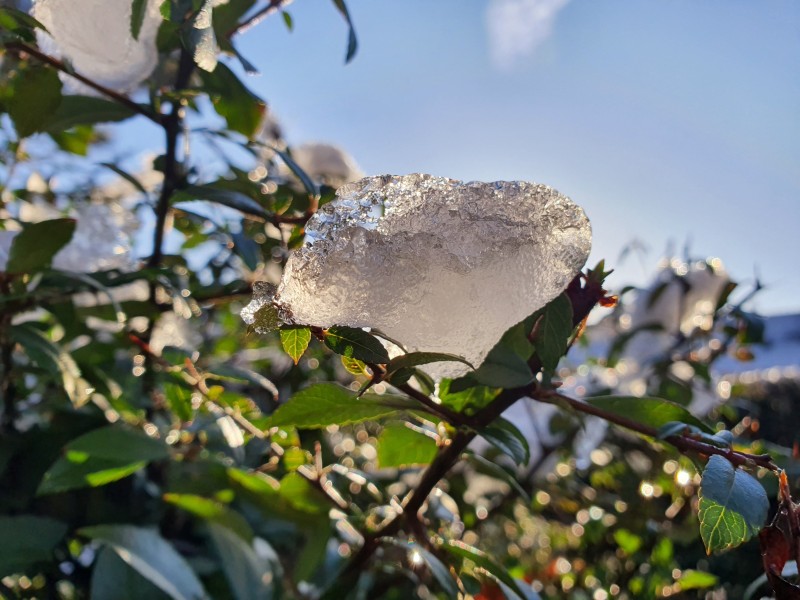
[228,1,799,315]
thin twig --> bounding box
[534,390,779,472]
[226,0,294,38]
[4,41,163,126]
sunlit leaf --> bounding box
[377,423,437,468]
[269,383,399,429]
[698,455,768,554]
[324,325,390,364]
[280,326,312,364]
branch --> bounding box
[0,277,17,433]
[4,41,163,126]
[226,0,294,38]
[534,390,779,472]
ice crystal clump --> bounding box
[273,174,591,377]
[32,0,161,93]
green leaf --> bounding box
[451,317,535,391]
[282,10,293,31]
[199,63,265,138]
[8,66,62,137]
[6,218,76,273]
[377,423,437,468]
[271,146,319,198]
[465,452,530,504]
[280,326,312,364]
[532,293,573,371]
[481,417,530,465]
[101,162,150,197]
[698,455,768,554]
[269,383,399,429]
[208,523,278,600]
[163,494,252,541]
[437,379,499,414]
[0,515,67,576]
[44,95,137,131]
[330,0,358,63]
[324,326,390,364]
[91,548,171,600]
[0,7,47,41]
[248,304,282,334]
[79,525,208,600]
[10,322,84,403]
[174,183,269,219]
[130,0,147,39]
[38,426,169,495]
[586,395,713,433]
[278,472,330,514]
[165,383,193,422]
[387,352,473,374]
[613,529,642,555]
[383,538,458,597]
[678,570,719,590]
[341,355,367,376]
[441,540,527,599]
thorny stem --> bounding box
[3,41,163,126]
[226,0,295,38]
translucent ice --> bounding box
[32,0,161,93]
[274,174,591,377]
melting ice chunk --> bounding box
[32,0,162,93]
[272,174,592,377]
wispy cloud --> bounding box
[486,0,571,70]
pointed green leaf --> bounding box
[377,423,437,468]
[208,523,278,600]
[341,355,367,375]
[438,378,499,414]
[271,146,319,198]
[199,63,265,137]
[269,383,398,429]
[38,426,169,495]
[387,352,473,374]
[43,96,137,132]
[330,0,358,63]
[698,455,769,554]
[586,395,713,433]
[173,184,269,220]
[6,218,75,273]
[79,525,208,600]
[91,548,171,600]
[280,326,312,364]
[130,0,147,39]
[480,417,530,465]
[441,540,527,599]
[8,66,62,137]
[532,293,573,371]
[383,538,458,597]
[324,325,390,364]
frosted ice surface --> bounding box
[274,174,591,377]
[32,0,161,93]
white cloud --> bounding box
[486,0,571,69]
